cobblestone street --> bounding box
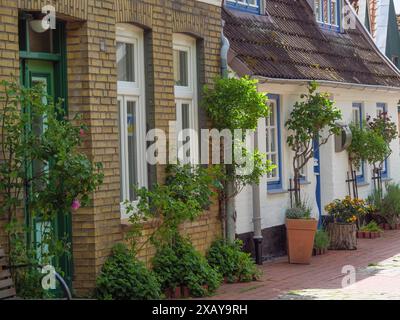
[208,230,400,300]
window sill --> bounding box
[357,181,369,187]
[299,180,311,185]
[268,188,288,195]
[382,177,392,182]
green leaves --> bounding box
[202,76,275,197]
[348,122,389,169]
[314,230,330,250]
[285,81,342,202]
[152,235,222,297]
[0,80,104,291]
[206,239,260,283]
[203,76,269,131]
[126,164,223,248]
[285,81,342,150]
[96,243,162,300]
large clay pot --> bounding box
[286,219,318,264]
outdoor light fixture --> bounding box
[29,18,50,33]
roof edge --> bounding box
[255,76,400,92]
[345,0,400,78]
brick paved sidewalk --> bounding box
[207,229,400,300]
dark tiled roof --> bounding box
[223,0,400,87]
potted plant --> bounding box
[325,197,372,250]
[368,184,400,230]
[357,221,382,239]
[313,230,330,255]
[285,205,318,264]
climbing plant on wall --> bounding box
[0,81,103,297]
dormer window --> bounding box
[314,0,341,31]
[226,0,261,14]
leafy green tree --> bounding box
[366,112,398,171]
[285,81,342,204]
[348,122,389,174]
[202,76,274,242]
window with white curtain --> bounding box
[377,103,388,177]
[226,0,261,14]
[116,24,148,218]
[173,34,199,164]
[314,0,340,30]
[352,103,364,181]
[266,96,282,188]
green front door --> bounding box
[23,60,73,289]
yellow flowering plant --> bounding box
[325,196,374,225]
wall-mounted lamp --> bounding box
[29,18,50,33]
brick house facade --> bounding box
[0,0,222,296]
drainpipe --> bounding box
[220,20,236,242]
[252,124,263,265]
[221,21,229,78]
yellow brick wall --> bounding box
[0,0,20,256]
[116,0,222,268]
[0,0,222,296]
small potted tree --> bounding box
[285,81,342,204]
[285,205,318,264]
[313,230,330,255]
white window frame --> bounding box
[173,34,199,164]
[352,102,364,179]
[314,0,340,28]
[376,103,388,176]
[227,0,259,8]
[266,98,280,183]
[117,24,148,219]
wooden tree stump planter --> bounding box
[327,223,357,250]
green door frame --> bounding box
[19,16,72,289]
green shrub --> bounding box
[314,230,330,249]
[95,243,161,300]
[369,183,400,227]
[206,239,261,284]
[361,221,382,232]
[153,236,222,297]
[151,245,181,291]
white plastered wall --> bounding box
[235,82,400,235]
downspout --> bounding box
[220,18,236,242]
[252,125,263,265]
[221,20,229,78]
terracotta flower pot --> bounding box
[164,288,172,299]
[313,248,327,255]
[170,286,181,299]
[181,286,190,298]
[286,218,318,264]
